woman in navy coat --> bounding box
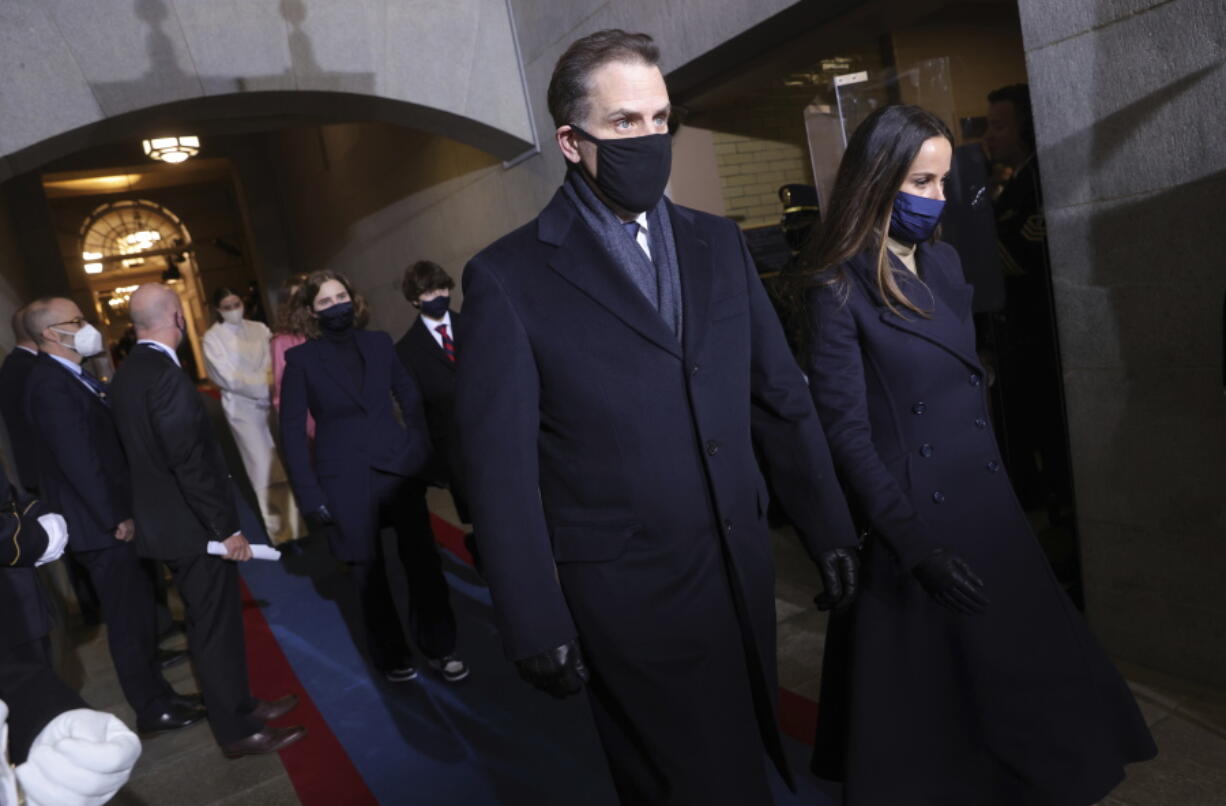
[279,271,466,683]
[801,106,1155,804]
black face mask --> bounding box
[317,301,355,333]
[419,296,450,319]
[570,125,672,214]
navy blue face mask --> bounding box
[889,191,946,243]
[419,296,450,319]
[317,301,355,333]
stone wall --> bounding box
[267,0,802,335]
[1019,0,1226,685]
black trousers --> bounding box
[0,637,87,764]
[163,553,262,745]
[351,472,457,670]
[73,542,174,720]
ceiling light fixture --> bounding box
[142,135,200,164]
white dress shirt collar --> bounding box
[137,338,182,367]
[423,310,453,350]
[47,353,83,376]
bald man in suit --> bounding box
[110,284,305,758]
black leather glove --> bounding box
[912,548,989,615]
[814,547,860,612]
[305,504,334,528]
[515,640,589,699]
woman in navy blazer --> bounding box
[800,106,1155,804]
[279,271,466,683]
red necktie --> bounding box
[436,324,456,363]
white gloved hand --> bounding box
[0,701,19,806]
[34,512,69,566]
[15,708,141,806]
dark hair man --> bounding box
[109,284,306,758]
[394,261,478,561]
[455,29,858,803]
[22,297,203,736]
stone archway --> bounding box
[0,0,536,180]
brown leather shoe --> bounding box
[221,725,307,759]
[250,693,299,722]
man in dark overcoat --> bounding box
[455,29,859,805]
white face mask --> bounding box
[221,307,244,325]
[52,323,104,358]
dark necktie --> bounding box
[436,324,456,363]
[79,369,108,403]
[622,220,640,243]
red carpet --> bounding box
[240,578,379,806]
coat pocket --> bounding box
[550,521,641,563]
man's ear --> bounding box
[556,125,583,165]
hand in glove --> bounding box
[515,640,590,699]
[15,707,141,806]
[912,548,989,615]
[813,547,860,612]
[306,505,334,529]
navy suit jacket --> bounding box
[280,330,432,561]
[0,349,39,492]
[25,353,132,553]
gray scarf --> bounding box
[562,168,683,339]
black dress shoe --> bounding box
[137,700,207,736]
[158,648,190,669]
[250,693,299,722]
[221,725,307,758]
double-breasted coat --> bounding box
[805,242,1156,805]
[455,190,856,804]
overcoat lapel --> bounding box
[667,200,714,359]
[541,191,683,360]
[316,339,368,409]
[851,248,982,370]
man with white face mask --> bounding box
[22,297,205,737]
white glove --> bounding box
[15,708,141,806]
[34,513,69,567]
[0,701,19,806]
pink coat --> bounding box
[270,332,314,439]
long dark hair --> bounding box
[297,270,370,339]
[210,286,243,322]
[797,104,953,318]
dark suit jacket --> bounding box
[25,353,132,553]
[280,330,431,561]
[0,462,51,650]
[110,343,239,560]
[456,190,857,787]
[395,312,460,479]
[0,348,39,492]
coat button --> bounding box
[987,460,1001,472]
[969,372,982,386]
[974,417,987,429]
[706,440,720,456]
[932,491,945,504]
[691,364,700,376]
[919,443,934,458]
[911,402,927,415]
[724,519,734,534]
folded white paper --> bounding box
[206,542,281,561]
